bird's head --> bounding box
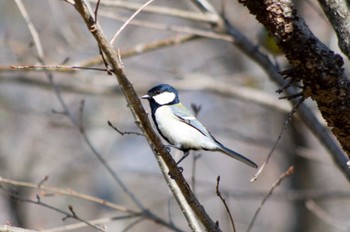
[142,84,179,106]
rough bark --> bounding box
[238,0,350,159]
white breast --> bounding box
[154,106,218,150]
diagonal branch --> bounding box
[73,0,220,231]
[232,1,350,180]
[238,0,350,159]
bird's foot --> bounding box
[164,146,171,153]
[167,166,184,179]
[167,171,177,179]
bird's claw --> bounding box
[165,146,171,153]
[167,166,184,179]
[168,171,175,179]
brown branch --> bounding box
[216,176,236,232]
[0,187,105,232]
[73,0,220,231]
[0,35,196,73]
[0,176,137,214]
[107,120,144,136]
[10,64,108,72]
[223,4,350,180]
[0,176,182,231]
[238,0,350,161]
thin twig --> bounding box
[107,120,143,136]
[78,34,196,67]
[251,98,304,182]
[11,64,109,72]
[0,176,182,231]
[0,176,134,212]
[305,199,350,231]
[190,0,218,13]
[110,0,155,46]
[14,0,44,59]
[246,166,294,232]
[94,0,101,22]
[78,99,85,132]
[37,175,49,188]
[103,11,233,42]
[42,215,139,232]
[121,217,145,232]
[63,0,75,5]
[216,176,236,232]
[87,0,220,24]
[3,35,196,72]
[0,186,105,232]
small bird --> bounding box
[142,84,257,168]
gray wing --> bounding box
[170,103,213,138]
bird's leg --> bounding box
[164,144,177,153]
[176,150,190,166]
[167,150,190,178]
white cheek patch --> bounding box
[153,92,176,105]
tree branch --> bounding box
[237,0,350,165]
[317,0,350,60]
[73,0,220,231]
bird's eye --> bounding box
[156,90,160,94]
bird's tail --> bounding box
[218,145,258,168]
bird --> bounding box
[142,84,258,168]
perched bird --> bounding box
[142,84,257,168]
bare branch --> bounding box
[87,0,221,24]
[110,0,155,45]
[223,11,350,180]
[107,120,144,136]
[73,0,221,231]
[0,187,105,232]
[0,225,37,232]
[1,35,196,73]
[42,215,138,232]
[0,176,182,231]
[102,11,233,42]
[216,176,236,232]
[251,98,303,182]
[238,0,350,163]
[306,199,350,231]
[14,0,44,60]
[10,64,108,72]
[247,166,294,232]
[317,0,350,59]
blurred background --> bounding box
[1,0,350,231]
